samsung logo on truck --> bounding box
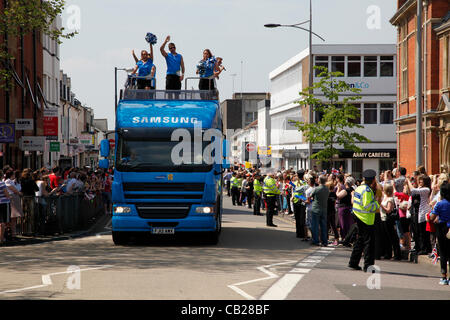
[132,117,198,124]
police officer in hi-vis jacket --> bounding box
[348,169,380,272]
[263,171,281,227]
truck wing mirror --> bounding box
[100,139,111,158]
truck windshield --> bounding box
[116,138,214,172]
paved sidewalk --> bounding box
[223,193,439,269]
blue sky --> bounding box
[60,0,397,129]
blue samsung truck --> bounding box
[100,86,227,245]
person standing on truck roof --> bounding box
[214,57,225,80]
[196,49,217,91]
[160,35,185,90]
[131,45,156,90]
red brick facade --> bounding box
[0,1,45,169]
[390,0,450,175]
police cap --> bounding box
[297,169,305,176]
[362,169,377,180]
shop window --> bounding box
[364,56,377,77]
[352,159,363,180]
[379,159,395,173]
[364,103,377,124]
[380,56,394,77]
[347,56,361,77]
[380,103,394,124]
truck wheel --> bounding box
[112,231,129,245]
[206,206,221,245]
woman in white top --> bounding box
[406,174,432,254]
[379,184,401,260]
[4,170,23,238]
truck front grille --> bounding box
[135,203,191,219]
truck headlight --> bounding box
[114,206,132,214]
[195,206,215,214]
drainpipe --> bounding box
[415,0,423,168]
[423,0,428,172]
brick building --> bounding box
[0,1,45,169]
[390,0,450,175]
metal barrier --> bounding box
[15,193,105,237]
[123,89,218,101]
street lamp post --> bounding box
[265,0,324,170]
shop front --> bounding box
[312,149,396,180]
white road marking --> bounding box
[0,265,113,295]
[260,274,305,300]
[290,268,311,274]
[228,260,297,300]
[259,247,335,300]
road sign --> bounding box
[258,146,272,156]
[246,143,256,152]
[50,141,60,152]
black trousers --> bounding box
[266,196,276,226]
[246,191,253,209]
[410,212,421,251]
[293,201,306,238]
[226,180,231,196]
[349,214,375,270]
[417,221,432,254]
[231,187,240,206]
[166,74,181,90]
[374,213,386,259]
[253,194,261,215]
[436,223,450,275]
[382,219,401,259]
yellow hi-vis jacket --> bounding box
[352,183,379,226]
[231,177,239,188]
[263,176,280,197]
[254,179,263,196]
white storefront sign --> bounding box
[19,136,45,151]
[15,119,34,131]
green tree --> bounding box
[0,0,76,89]
[292,66,370,164]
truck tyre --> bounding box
[112,231,129,245]
[205,202,221,245]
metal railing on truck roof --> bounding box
[120,74,219,102]
[122,89,219,101]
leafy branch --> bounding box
[290,66,370,164]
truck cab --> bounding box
[101,85,227,245]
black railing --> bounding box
[14,193,105,237]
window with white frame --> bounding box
[315,56,329,76]
[380,56,394,77]
[331,56,345,75]
[347,56,361,77]
[363,56,377,77]
[363,103,377,124]
[380,103,394,124]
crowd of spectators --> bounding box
[0,165,113,244]
[224,162,450,284]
